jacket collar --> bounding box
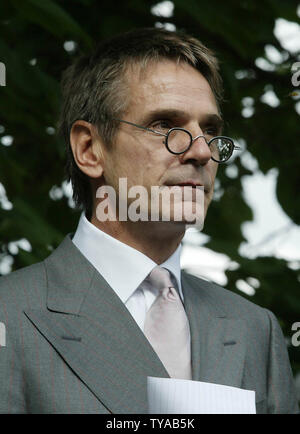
[45,234,96,314]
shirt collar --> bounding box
[72,213,183,303]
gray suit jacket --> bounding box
[0,235,298,414]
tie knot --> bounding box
[146,266,174,292]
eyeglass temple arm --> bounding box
[113,118,167,137]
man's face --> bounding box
[100,60,220,226]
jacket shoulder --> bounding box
[0,262,47,312]
[182,270,271,321]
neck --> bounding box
[90,213,185,264]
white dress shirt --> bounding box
[72,213,184,331]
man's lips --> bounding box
[165,181,207,191]
[176,182,203,188]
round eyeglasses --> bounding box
[114,119,241,163]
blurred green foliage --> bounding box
[0,0,299,381]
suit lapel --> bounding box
[182,272,247,388]
[25,235,169,414]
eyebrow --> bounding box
[139,109,224,131]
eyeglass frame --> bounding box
[113,118,241,163]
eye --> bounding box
[203,126,219,138]
[151,120,172,131]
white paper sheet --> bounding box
[147,377,256,414]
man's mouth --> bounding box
[165,181,206,191]
[176,182,203,188]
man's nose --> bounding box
[180,133,212,166]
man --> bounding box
[0,28,298,414]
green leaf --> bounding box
[10,0,92,47]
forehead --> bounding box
[125,60,219,120]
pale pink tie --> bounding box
[143,266,192,380]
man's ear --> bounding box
[70,120,105,179]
